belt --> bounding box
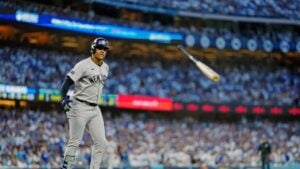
[75,98,98,107]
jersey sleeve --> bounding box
[67,62,85,82]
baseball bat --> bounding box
[177,45,220,82]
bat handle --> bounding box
[177,45,197,63]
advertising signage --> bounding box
[172,102,300,115]
[0,84,299,115]
[117,94,173,111]
[0,10,183,43]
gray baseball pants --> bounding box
[62,98,107,169]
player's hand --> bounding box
[62,96,72,112]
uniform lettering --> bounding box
[88,75,101,84]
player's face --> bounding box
[93,47,107,60]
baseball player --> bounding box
[60,37,110,169]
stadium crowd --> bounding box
[0,46,299,106]
[0,0,299,43]
[0,0,160,31]
[93,0,300,19]
[2,0,299,20]
[0,108,299,168]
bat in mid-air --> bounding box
[177,45,220,82]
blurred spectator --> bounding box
[105,135,119,169]
[258,140,272,169]
[118,143,131,169]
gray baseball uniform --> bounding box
[63,57,109,169]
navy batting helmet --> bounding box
[91,37,110,54]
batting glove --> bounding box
[62,96,72,112]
